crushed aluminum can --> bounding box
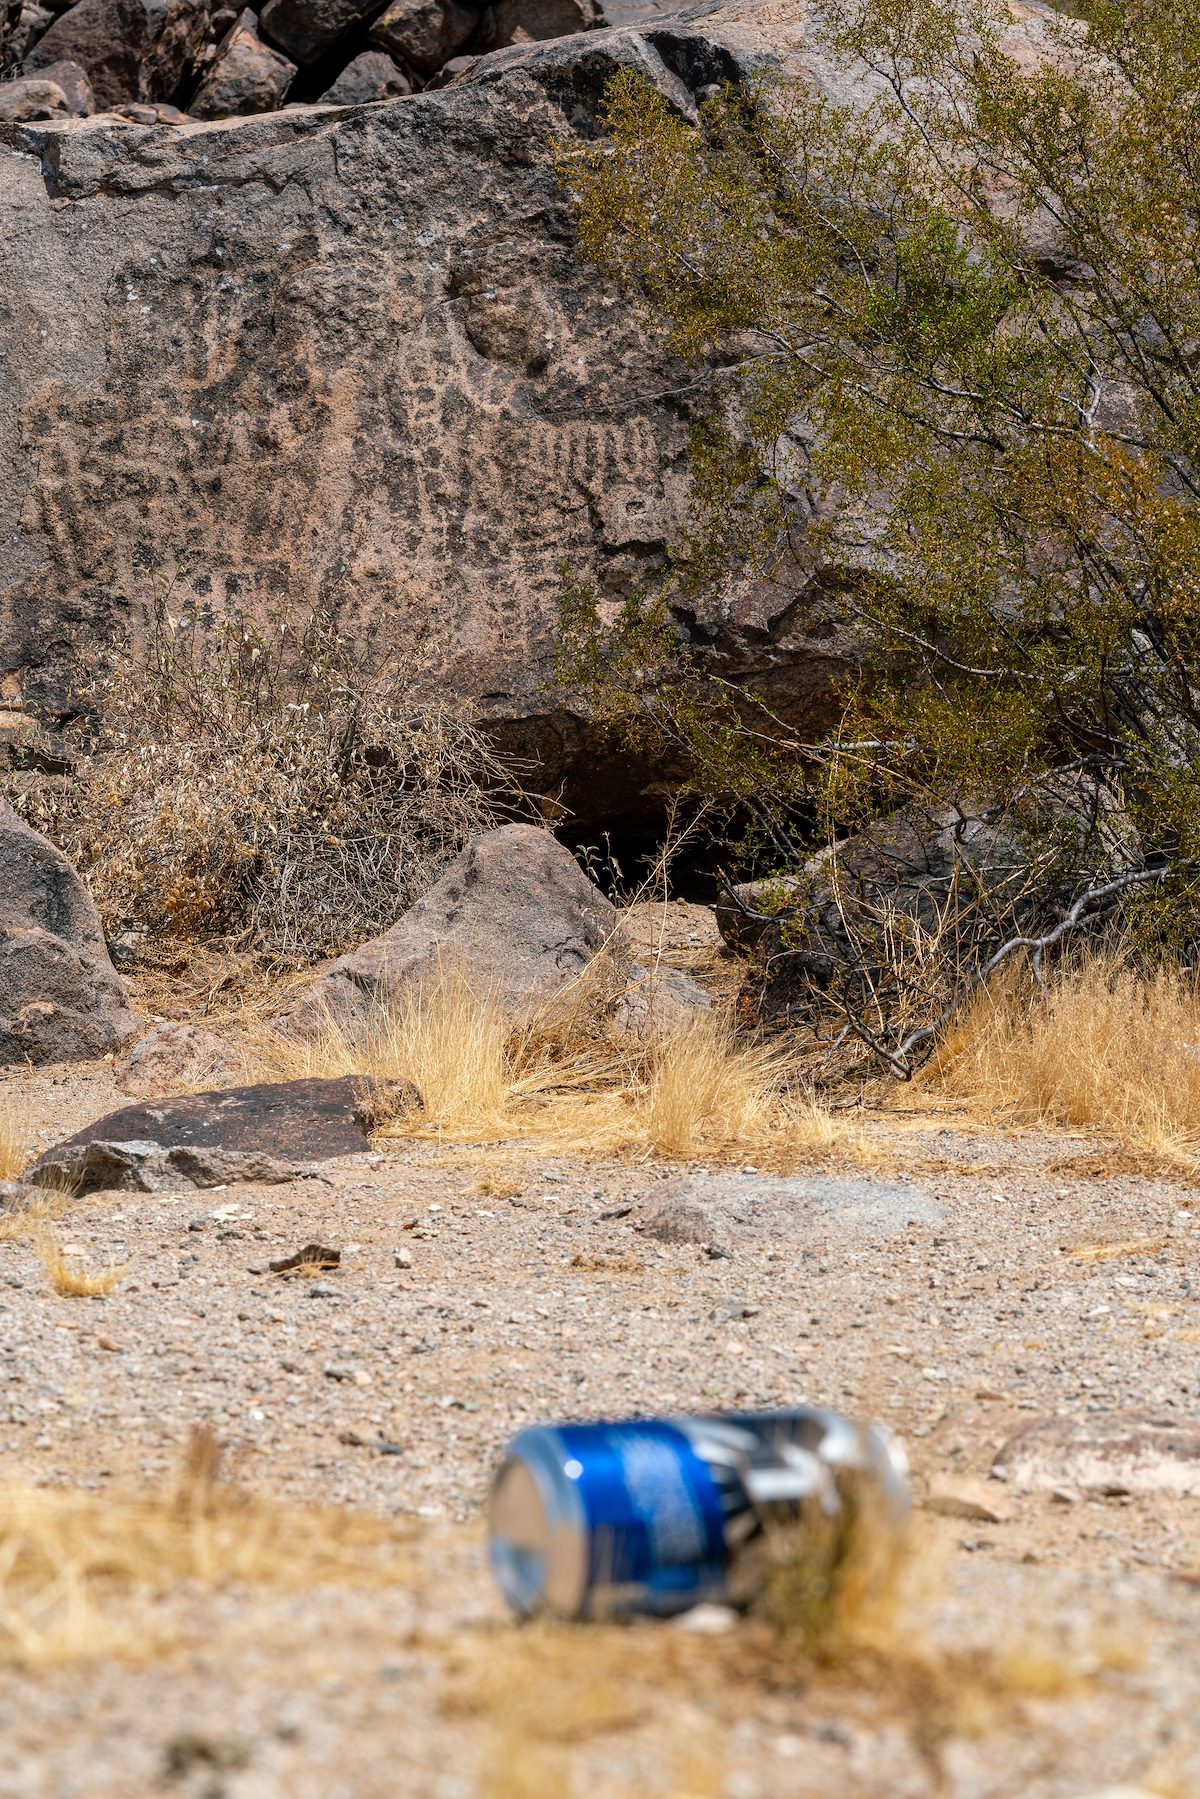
[488,1406,909,1621]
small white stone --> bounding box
[1075,1789,1161,1799]
[924,1475,1014,1524]
[673,1603,737,1635]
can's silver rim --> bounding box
[488,1429,589,1619]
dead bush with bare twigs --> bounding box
[9,590,519,967]
[922,953,1200,1161]
[730,782,1147,1082]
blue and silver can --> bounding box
[488,1407,909,1620]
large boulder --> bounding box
[0,4,1054,831]
[24,0,208,109]
[0,3,886,834]
[0,802,138,1063]
[258,0,386,65]
[189,10,296,118]
[285,823,617,1030]
[281,823,708,1035]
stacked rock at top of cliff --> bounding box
[5,0,674,119]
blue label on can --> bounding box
[554,1421,729,1614]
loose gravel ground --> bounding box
[1,1047,1199,1798]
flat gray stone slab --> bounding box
[643,1172,945,1245]
[27,1075,411,1195]
[994,1411,1200,1496]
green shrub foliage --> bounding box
[561,0,1200,974]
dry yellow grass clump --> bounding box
[0,1431,414,1669]
[34,1231,129,1299]
[0,1111,31,1182]
[0,1191,64,1247]
[257,964,880,1167]
[924,955,1200,1160]
[2,1126,107,1286]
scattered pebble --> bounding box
[924,1475,1015,1525]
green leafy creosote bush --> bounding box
[556,0,1200,1062]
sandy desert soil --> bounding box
[1,934,1199,1798]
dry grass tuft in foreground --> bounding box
[0,1192,66,1247]
[743,1477,914,1660]
[0,1111,32,1183]
[34,1231,129,1299]
[0,1429,414,1669]
[255,965,882,1167]
[922,954,1200,1163]
[444,1509,1111,1797]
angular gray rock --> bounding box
[0,802,138,1064]
[369,0,479,75]
[190,10,296,117]
[318,49,411,104]
[259,0,385,65]
[473,0,599,53]
[25,0,208,109]
[282,823,617,1032]
[28,1137,305,1194]
[281,823,709,1036]
[993,1412,1200,1497]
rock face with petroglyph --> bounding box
[0,3,877,826]
[2,2,1053,827]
